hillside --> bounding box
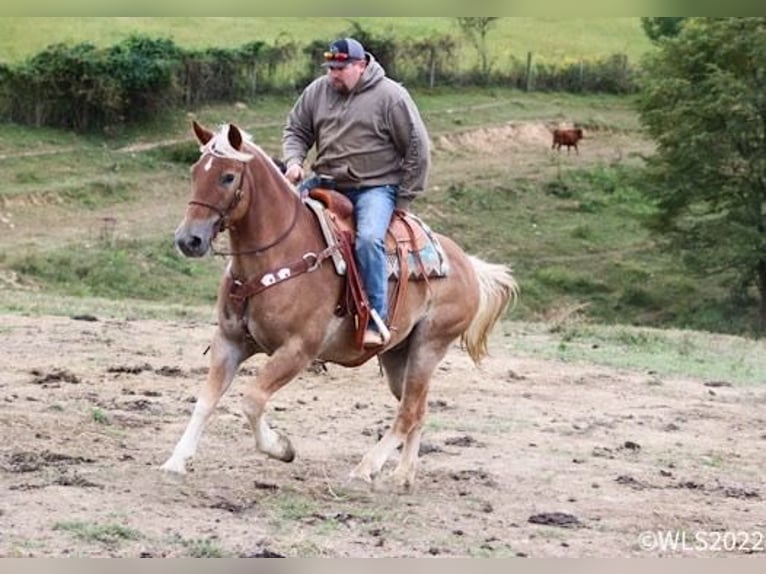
[0,17,652,65]
[0,85,760,333]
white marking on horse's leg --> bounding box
[349,428,404,483]
[378,340,448,491]
[391,425,424,491]
[161,333,243,475]
[254,414,295,462]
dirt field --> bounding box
[1,313,764,557]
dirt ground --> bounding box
[0,313,764,557]
[0,121,763,557]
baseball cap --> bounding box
[322,38,366,68]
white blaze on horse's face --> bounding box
[175,125,256,258]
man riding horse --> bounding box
[282,37,430,349]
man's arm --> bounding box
[389,93,431,211]
[282,89,316,182]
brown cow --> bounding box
[552,127,584,154]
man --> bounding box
[282,38,431,348]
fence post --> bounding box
[525,51,533,92]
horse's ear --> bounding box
[227,124,244,151]
[192,120,213,145]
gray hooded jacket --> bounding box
[282,54,430,209]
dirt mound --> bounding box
[435,122,555,154]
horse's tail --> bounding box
[461,256,519,365]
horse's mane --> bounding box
[199,124,256,162]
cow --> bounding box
[552,127,584,154]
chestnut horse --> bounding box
[162,121,518,490]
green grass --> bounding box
[52,521,141,545]
[8,238,223,304]
[0,80,760,335]
[183,538,229,558]
[91,407,111,425]
[503,321,766,387]
[0,17,653,66]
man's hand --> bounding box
[285,164,304,184]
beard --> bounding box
[331,78,350,94]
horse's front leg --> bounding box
[241,338,313,462]
[161,330,250,475]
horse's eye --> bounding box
[221,173,236,185]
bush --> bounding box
[0,35,182,131]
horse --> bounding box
[162,120,519,491]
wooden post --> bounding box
[525,51,533,92]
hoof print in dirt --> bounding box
[676,480,705,491]
[70,314,98,322]
[719,486,760,499]
[53,472,102,489]
[418,441,443,456]
[107,364,153,375]
[591,446,615,459]
[241,549,285,558]
[528,512,582,528]
[448,469,497,487]
[445,434,484,448]
[156,366,185,377]
[704,381,733,388]
[615,474,648,490]
[30,369,81,386]
[209,498,257,514]
[427,399,453,411]
[3,450,95,473]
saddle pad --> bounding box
[385,214,449,281]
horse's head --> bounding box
[174,121,255,257]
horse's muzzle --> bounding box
[174,222,213,258]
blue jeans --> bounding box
[342,185,397,328]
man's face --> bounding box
[327,61,366,94]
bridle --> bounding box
[187,155,302,257]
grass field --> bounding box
[0,82,759,335]
[0,17,761,336]
[0,17,653,66]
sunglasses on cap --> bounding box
[323,51,356,63]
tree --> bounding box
[455,17,500,83]
[637,18,766,331]
[640,17,687,42]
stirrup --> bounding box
[363,329,389,348]
[363,310,391,348]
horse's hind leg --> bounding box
[379,337,412,401]
[161,330,250,475]
[351,334,452,491]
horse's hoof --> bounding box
[348,461,376,486]
[389,470,416,493]
[263,435,295,463]
[266,446,295,462]
[160,460,187,481]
